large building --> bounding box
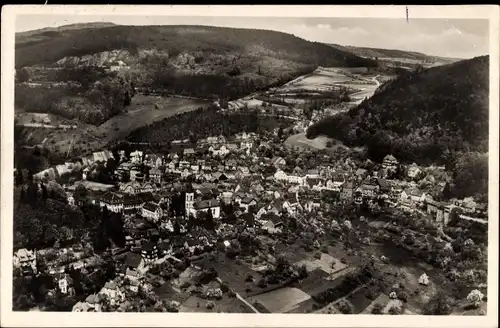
[189,199,221,219]
[100,192,124,213]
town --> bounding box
[13,100,488,314]
[11,13,490,318]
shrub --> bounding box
[371,303,384,314]
[388,305,402,315]
[337,299,353,314]
[398,291,409,303]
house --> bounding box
[354,189,364,205]
[240,197,257,212]
[72,294,102,312]
[190,199,221,219]
[67,192,75,206]
[221,191,233,204]
[355,168,368,180]
[212,172,228,182]
[359,184,380,198]
[271,156,286,168]
[13,248,37,275]
[120,252,146,279]
[260,213,283,234]
[130,150,143,164]
[340,182,354,201]
[283,193,302,215]
[149,167,162,183]
[141,202,163,222]
[100,192,124,213]
[129,167,143,182]
[274,170,288,182]
[226,143,239,152]
[98,281,125,305]
[287,173,305,186]
[184,148,196,156]
[382,154,399,171]
[211,145,229,157]
[55,273,74,295]
[140,242,159,264]
[233,192,246,205]
[407,163,421,178]
[306,177,324,190]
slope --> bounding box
[307,55,489,197]
[16,25,376,69]
[329,44,460,63]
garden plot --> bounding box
[248,287,312,313]
[171,266,201,291]
[361,293,391,314]
[295,253,348,277]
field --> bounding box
[248,287,312,313]
[285,133,331,150]
[279,68,356,93]
[98,94,210,141]
[16,95,209,161]
[66,181,116,192]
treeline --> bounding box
[307,56,489,198]
[15,72,135,125]
[126,105,290,148]
[16,25,377,69]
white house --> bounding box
[274,170,288,182]
[407,163,422,178]
[142,202,163,222]
[130,151,143,164]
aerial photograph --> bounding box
[12,13,489,315]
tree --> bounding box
[466,289,484,308]
[371,302,384,314]
[337,299,354,314]
[423,293,452,315]
[16,67,31,83]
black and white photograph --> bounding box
[1,4,498,328]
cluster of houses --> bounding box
[14,125,488,312]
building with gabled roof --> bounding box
[100,192,124,213]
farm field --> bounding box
[278,67,374,93]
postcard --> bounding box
[1,4,498,328]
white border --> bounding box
[1,5,499,328]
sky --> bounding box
[15,15,489,59]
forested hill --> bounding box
[307,55,489,198]
[16,24,376,69]
[328,44,459,63]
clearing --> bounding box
[16,95,209,160]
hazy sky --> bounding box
[15,15,489,59]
